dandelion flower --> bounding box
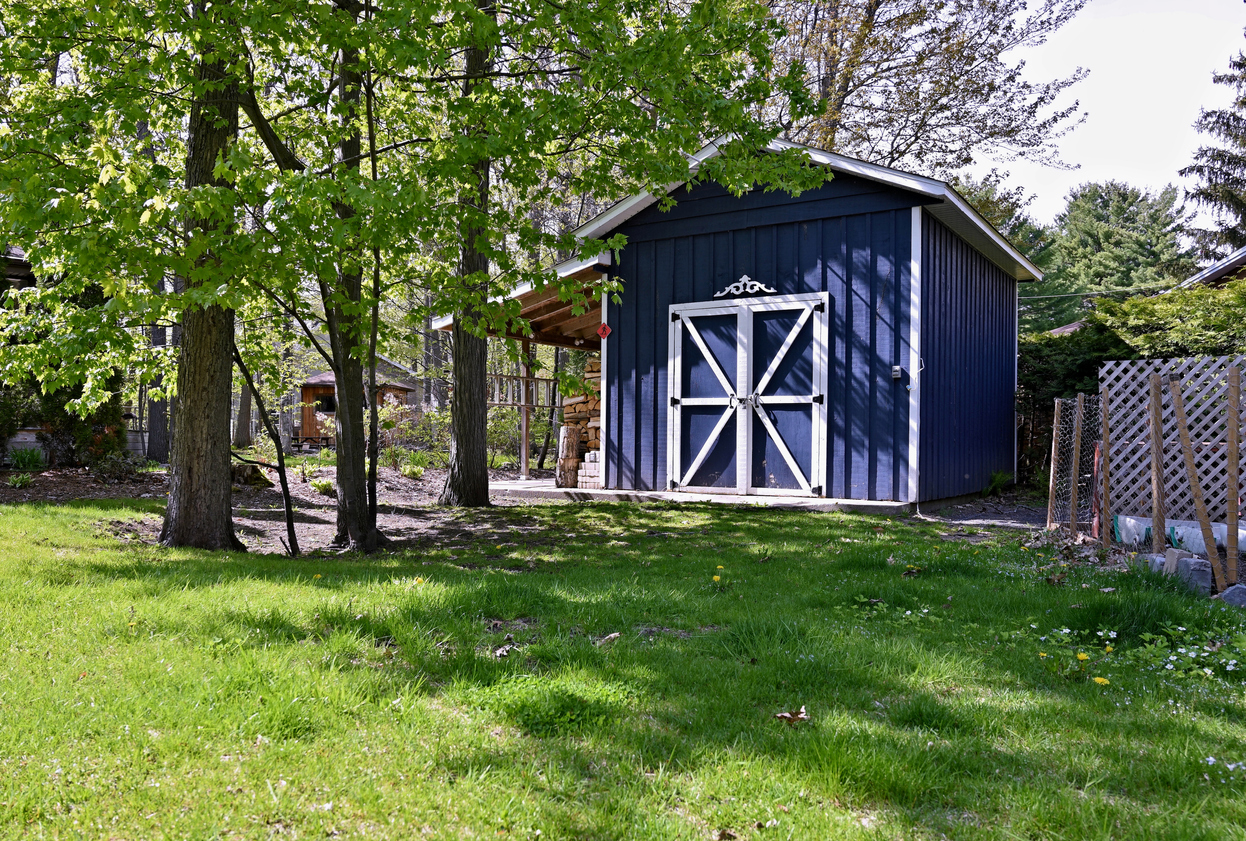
[1039,652,1048,658]
[313,574,322,580]
[1077,652,1090,661]
[1093,677,1109,686]
[415,577,424,584]
[717,565,724,569]
[1105,645,1113,653]
[713,575,721,582]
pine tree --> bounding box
[1181,46,1246,259]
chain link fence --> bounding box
[1048,393,1102,533]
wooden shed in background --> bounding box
[295,367,419,448]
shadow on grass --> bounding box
[39,498,1246,835]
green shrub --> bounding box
[33,376,129,467]
[983,470,1013,497]
[310,478,335,496]
[380,446,403,469]
[6,472,32,489]
[400,463,424,480]
[9,448,45,471]
[91,451,145,483]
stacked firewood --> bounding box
[555,358,603,489]
[560,358,601,456]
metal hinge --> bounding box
[812,394,824,404]
[671,312,681,322]
[668,480,678,490]
[812,485,823,496]
[814,302,825,313]
[670,396,680,407]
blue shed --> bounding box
[447,140,1040,505]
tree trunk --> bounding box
[147,318,170,464]
[440,4,493,508]
[160,2,243,550]
[233,372,252,448]
[322,31,382,551]
[441,319,490,505]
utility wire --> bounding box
[1019,279,1180,300]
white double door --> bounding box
[666,292,829,496]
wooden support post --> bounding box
[1101,386,1112,550]
[1068,393,1085,535]
[1150,373,1167,554]
[1170,377,1228,592]
[1047,399,1063,530]
[1229,367,1241,586]
[520,339,531,479]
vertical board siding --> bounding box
[604,177,915,500]
[918,213,1017,502]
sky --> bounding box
[996,0,1246,225]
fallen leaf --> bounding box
[774,705,810,725]
[1099,587,1116,593]
[596,632,621,647]
[1069,603,1083,609]
[716,830,738,840]
[1046,573,1067,586]
[902,566,922,577]
[494,645,513,658]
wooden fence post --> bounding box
[1101,386,1112,550]
[1170,377,1228,592]
[1229,367,1241,586]
[1068,393,1085,535]
[1047,399,1063,530]
[1150,373,1167,554]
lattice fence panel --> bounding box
[1099,356,1246,523]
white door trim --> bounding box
[907,207,923,504]
[667,292,829,496]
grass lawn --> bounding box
[3,500,1246,839]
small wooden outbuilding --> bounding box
[295,368,419,448]
[438,139,1041,504]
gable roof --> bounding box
[564,138,1042,282]
[1176,245,1246,290]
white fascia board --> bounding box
[1175,244,1246,289]
[429,252,613,332]
[572,137,1042,283]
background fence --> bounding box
[1049,356,1246,555]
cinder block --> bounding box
[1135,553,1165,574]
[1177,556,1213,596]
[1165,548,1193,575]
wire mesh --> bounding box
[1049,394,1102,531]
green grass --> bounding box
[3,500,1246,839]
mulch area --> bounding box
[0,463,560,556]
[0,467,167,505]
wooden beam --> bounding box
[497,328,600,352]
[553,309,606,336]
[1101,385,1112,550]
[1150,373,1167,554]
[1069,393,1085,535]
[1170,376,1228,592]
[1047,398,1062,530]
[520,340,531,479]
[1229,367,1241,585]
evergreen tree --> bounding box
[1180,43,1246,259]
[1020,182,1196,333]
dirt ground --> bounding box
[919,489,1049,531]
[0,465,1049,555]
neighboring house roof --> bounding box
[1048,321,1086,336]
[565,138,1043,283]
[303,366,418,392]
[3,246,35,288]
[1175,245,1246,290]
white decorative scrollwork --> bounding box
[713,274,776,298]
